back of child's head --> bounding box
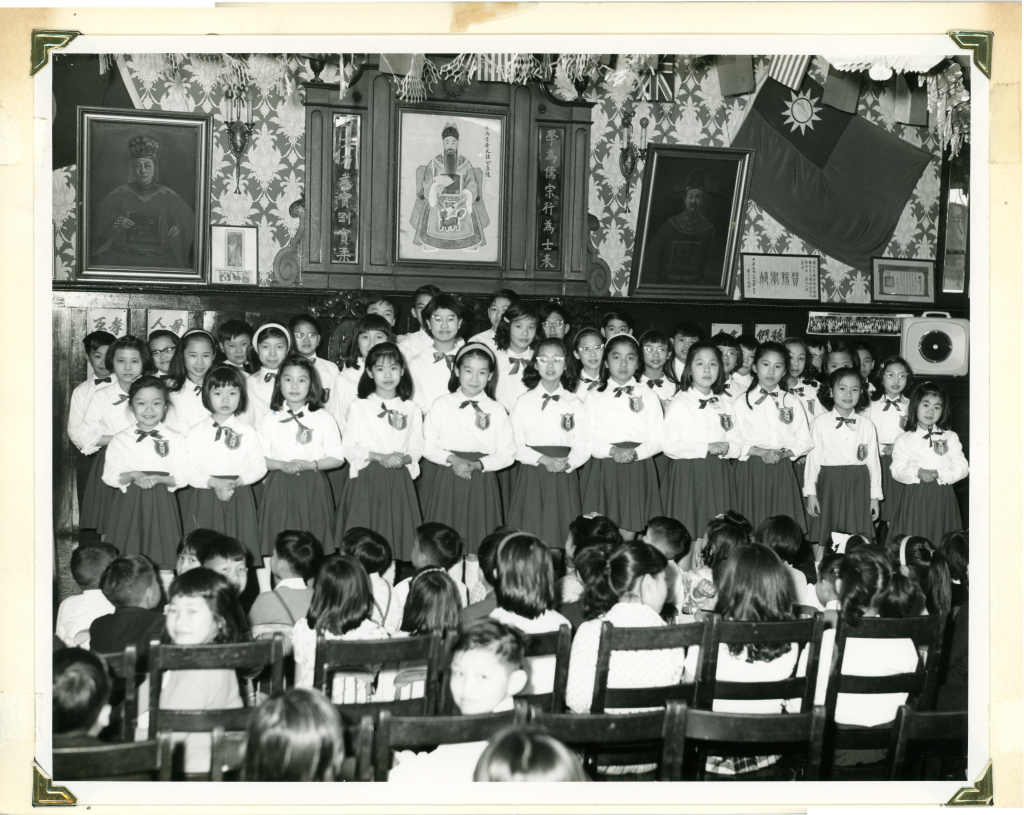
[581,541,668,621]
[83,330,116,355]
[70,542,119,590]
[99,554,158,608]
[755,515,804,567]
[216,319,253,343]
[340,527,392,577]
[197,533,248,568]
[838,547,922,626]
[905,381,952,431]
[715,543,795,661]
[891,535,952,617]
[400,568,462,637]
[414,522,464,571]
[644,517,691,563]
[53,648,111,734]
[243,688,346,781]
[940,531,969,586]
[167,567,250,644]
[816,553,845,606]
[275,530,325,582]
[671,320,704,342]
[478,526,518,588]
[356,341,413,400]
[452,618,527,672]
[701,514,752,579]
[567,514,621,553]
[307,555,372,636]
[474,726,587,782]
[494,533,556,620]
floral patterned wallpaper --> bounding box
[54,54,940,304]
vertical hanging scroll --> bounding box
[331,113,361,265]
[536,126,564,272]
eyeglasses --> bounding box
[430,316,458,326]
[151,347,176,356]
[884,372,910,380]
[643,345,668,353]
[535,355,565,364]
[293,332,319,340]
[542,320,565,329]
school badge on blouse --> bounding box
[661,398,671,412]
[225,429,241,450]
[629,395,644,413]
[321,387,331,403]
[560,413,575,432]
[857,443,868,461]
[778,406,794,425]
[933,439,948,456]
[475,412,491,430]
[296,427,313,444]
[806,399,816,414]
[388,411,408,431]
[154,438,169,458]
[899,415,909,430]
[719,414,733,431]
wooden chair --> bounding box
[519,699,669,780]
[591,620,708,713]
[886,705,969,781]
[515,625,572,713]
[96,645,139,741]
[661,700,827,781]
[209,726,247,781]
[53,733,173,781]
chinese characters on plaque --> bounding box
[755,324,787,343]
[742,254,821,301]
[147,310,190,337]
[86,309,128,338]
[331,114,361,265]
[535,127,564,273]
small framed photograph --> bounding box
[211,225,258,286]
[871,257,935,303]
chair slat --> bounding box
[53,733,172,781]
[887,705,969,781]
[210,726,247,782]
[96,646,139,742]
[157,707,255,733]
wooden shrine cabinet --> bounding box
[302,58,595,296]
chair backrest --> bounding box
[661,700,827,781]
[695,614,824,713]
[371,709,516,781]
[96,645,139,741]
[250,623,296,642]
[53,733,173,781]
[887,705,969,781]
[210,726,248,782]
[515,625,572,713]
[592,620,708,713]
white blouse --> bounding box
[168,381,209,433]
[68,375,111,452]
[584,382,665,461]
[337,359,363,385]
[788,378,827,423]
[494,346,533,412]
[257,405,344,463]
[342,396,424,480]
[102,421,189,493]
[326,372,358,435]
[292,617,389,704]
[79,382,148,455]
[408,343,463,415]
[865,394,911,448]
[422,390,514,473]
[804,410,883,500]
[730,387,813,461]
[639,373,677,413]
[488,606,572,695]
[397,329,433,363]
[573,374,602,402]
[663,388,740,460]
[510,385,590,472]
[890,426,969,486]
[308,355,341,398]
[246,367,280,427]
[185,415,267,489]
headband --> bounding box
[898,535,910,567]
[179,328,216,345]
[604,333,639,349]
[409,566,449,592]
[455,341,497,366]
[253,323,293,350]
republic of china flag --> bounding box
[730,73,932,271]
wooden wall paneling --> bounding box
[52,306,79,535]
[567,124,591,281]
[306,107,325,269]
[369,73,393,270]
[508,85,533,275]
[128,308,148,340]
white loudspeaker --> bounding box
[901,312,970,376]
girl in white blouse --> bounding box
[731,342,813,534]
[102,375,188,567]
[804,369,882,551]
[581,334,664,531]
[335,313,394,386]
[257,355,344,557]
[165,330,218,434]
[183,365,266,561]
[506,338,589,548]
[336,342,424,559]
[289,314,341,404]
[865,355,914,529]
[492,301,538,412]
[661,342,739,541]
[571,328,604,399]
[408,295,467,416]
[888,382,969,546]
[421,342,514,554]
[245,324,293,427]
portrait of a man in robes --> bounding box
[642,169,720,285]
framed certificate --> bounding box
[871,257,936,303]
[742,253,820,301]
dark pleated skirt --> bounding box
[105,484,183,568]
[506,450,581,548]
[80,446,118,532]
[175,485,194,521]
[257,469,335,557]
[421,462,503,556]
[326,462,350,508]
[660,455,738,541]
[580,457,663,532]
[336,462,423,559]
[495,463,518,514]
[807,464,873,544]
[889,480,963,546]
[793,456,807,491]
[735,456,808,533]
[653,453,669,483]
[878,452,906,523]
[182,485,261,561]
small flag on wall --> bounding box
[768,54,812,91]
[637,55,676,102]
[716,55,755,97]
[822,65,862,113]
[478,54,513,82]
[894,74,929,126]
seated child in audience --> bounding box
[341,527,401,634]
[805,552,844,612]
[215,319,255,373]
[639,516,692,618]
[52,648,112,748]
[249,530,324,629]
[243,688,347,782]
[89,554,165,657]
[474,726,588,782]
[941,530,969,610]
[889,535,951,618]
[175,528,220,576]
[197,533,257,613]
[677,515,747,616]
[55,542,119,647]
[293,555,389,704]
[462,526,515,624]
[387,620,528,783]
[394,523,470,623]
[557,514,622,605]
[754,515,811,598]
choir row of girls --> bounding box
[70,317,968,572]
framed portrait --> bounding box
[629,143,754,299]
[394,107,506,266]
[211,225,258,286]
[872,257,936,303]
[76,107,212,283]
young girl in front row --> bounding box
[888,382,969,548]
[661,342,738,541]
[422,343,514,553]
[507,338,588,548]
[246,323,293,426]
[866,356,914,536]
[803,369,882,555]
[582,334,664,531]
[165,329,218,433]
[572,328,604,398]
[102,375,188,568]
[257,355,344,556]
[183,365,266,560]
[731,342,812,534]
[336,342,423,557]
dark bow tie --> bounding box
[135,428,162,442]
[264,371,276,383]
[698,397,718,409]
[581,376,599,391]
[754,388,779,406]
[507,355,530,375]
[460,400,483,413]
[541,393,560,410]
[613,385,634,398]
[113,393,129,405]
[883,398,902,411]
[214,425,238,446]
[646,378,664,389]
[835,416,856,430]
[377,404,406,427]
[433,351,455,370]
[94,377,111,385]
[790,385,805,397]
[280,409,306,422]
[923,427,943,445]
[193,384,202,395]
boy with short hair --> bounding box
[807,552,843,612]
[398,284,443,361]
[669,321,703,380]
[641,517,693,618]
[215,319,254,371]
[733,333,759,391]
[711,332,743,401]
[89,555,165,656]
[55,542,120,647]
[469,288,519,348]
[462,526,515,624]
[52,648,113,747]
[196,534,255,610]
[367,298,397,327]
[68,330,116,509]
[248,530,324,628]
[340,527,401,633]
[175,528,222,576]
[806,339,826,377]
[387,619,529,782]
[394,523,470,621]
[600,310,634,339]
[289,313,340,390]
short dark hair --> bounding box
[53,649,110,734]
[306,555,373,636]
[736,333,759,353]
[83,330,116,355]
[288,313,322,335]
[275,531,325,582]
[711,331,740,351]
[494,533,556,620]
[581,541,668,621]
[167,568,251,645]
[645,517,691,562]
[905,381,952,431]
[872,356,915,402]
[452,619,527,672]
[415,523,464,571]
[820,367,871,412]
[147,329,178,347]
[487,288,520,308]
[343,314,396,370]
[401,569,462,637]
[356,342,414,402]
[197,534,249,567]
[105,335,156,378]
[477,526,518,587]
[568,514,622,555]
[70,543,119,589]
[755,515,804,565]
[216,319,254,343]
[521,337,579,393]
[600,309,634,332]
[340,528,392,576]
[493,302,539,352]
[670,321,704,341]
[422,294,466,340]
[413,284,443,302]
[680,341,727,395]
[201,364,250,415]
[128,374,169,405]
[179,528,221,558]
[99,555,158,608]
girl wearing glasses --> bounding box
[407,294,466,415]
[289,314,340,404]
[148,329,178,378]
[866,356,914,534]
[507,338,589,547]
[537,302,571,341]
